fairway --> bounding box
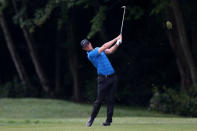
[0,99,197,131]
[1,117,197,131]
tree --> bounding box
[190,0,197,62]
[88,0,108,41]
[54,29,62,96]
[25,0,81,100]
[67,9,80,101]
[151,0,197,90]
[12,0,52,96]
[171,0,197,87]
[0,1,31,89]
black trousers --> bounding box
[90,74,117,122]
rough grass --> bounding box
[0,98,197,131]
[0,98,174,118]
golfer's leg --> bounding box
[87,82,105,127]
[90,77,106,119]
[106,76,117,122]
[91,90,105,118]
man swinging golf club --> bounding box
[81,34,122,127]
[80,6,126,127]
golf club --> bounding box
[120,6,126,34]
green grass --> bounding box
[0,98,197,131]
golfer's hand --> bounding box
[116,34,122,41]
[116,34,122,46]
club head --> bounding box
[121,6,126,9]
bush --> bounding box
[149,85,197,116]
[82,78,97,102]
[0,77,26,98]
[0,82,12,98]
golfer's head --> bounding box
[80,39,92,51]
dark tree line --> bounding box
[0,0,196,105]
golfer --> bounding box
[80,34,122,127]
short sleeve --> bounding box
[88,47,99,58]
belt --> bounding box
[98,73,116,78]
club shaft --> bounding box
[120,7,126,34]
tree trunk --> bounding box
[68,51,80,101]
[0,13,31,88]
[191,27,197,62]
[12,0,51,95]
[165,25,192,90]
[23,28,51,95]
[55,31,62,96]
[172,0,197,86]
[67,14,80,102]
[191,0,197,62]
[164,7,193,90]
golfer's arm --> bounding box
[105,44,119,55]
[98,38,117,54]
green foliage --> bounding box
[12,7,26,26]
[13,0,60,32]
[32,0,91,30]
[87,6,106,39]
[82,78,97,102]
[12,2,35,32]
[0,77,42,98]
[69,0,91,8]
[57,3,69,30]
[127,6,144,20]
[0,78,25,98]
[0,82,11,97]
[55,0,90,9]
[0,0,7,15]
[34,0,57,26]
[12,7,34,30]
[150,0,170,16]
[14,0,91,32]
[149,85,197,116]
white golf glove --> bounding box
[116,38,122,46]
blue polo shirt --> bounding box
[87,47,115,75]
